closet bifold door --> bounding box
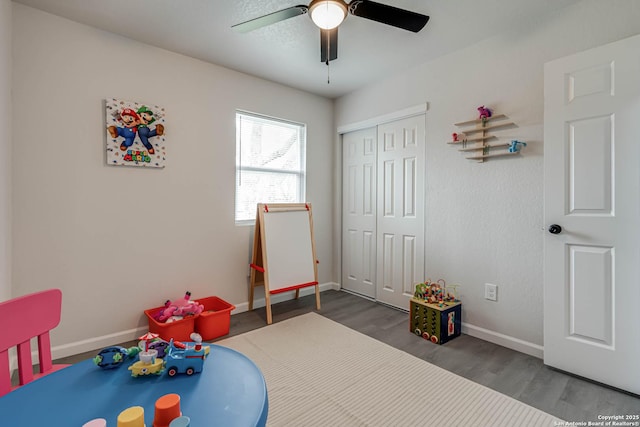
[375,115,425,310]
[341,112,426,310]
[342,127,377,299]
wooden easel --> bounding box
[249,203,321,324]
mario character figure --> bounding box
[136,106,165,155]
[107,108,141,151]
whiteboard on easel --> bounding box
[249,203,320,324]
[261,208,316,293]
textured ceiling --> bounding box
[13,0,581,98]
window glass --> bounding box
[235,112,306,223]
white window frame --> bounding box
[235,110,307,225]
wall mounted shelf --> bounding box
[458,143,510,152]
[466,151,520,160]
[448,111,522,163]
[453,114,507,126]
[456,122,514,135]
[446,135,496,144]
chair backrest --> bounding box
[0,289,63,396]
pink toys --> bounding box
[477,105,492,120]
[155,292,204,323]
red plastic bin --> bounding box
[144,306,197,342]
[195,296,236,341]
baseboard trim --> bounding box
[12,326,150,372]
[52,326,149,360]
[462,322,544,359]
[233,282,340,314]
[42,282,341,365]
[21,283,539,369]
[333,290,543,359]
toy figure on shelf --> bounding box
[477,105,492,120]
[452,132,467,142]
[508,140,527,152]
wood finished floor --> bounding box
[55,290,639,423]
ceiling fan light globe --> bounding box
[309,0,347,30]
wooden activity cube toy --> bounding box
[410,298,461,345]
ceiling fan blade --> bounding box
[348,0,429,33]
[320,28,338,63]
[232,5,308,33]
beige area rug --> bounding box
[217,313,562,427]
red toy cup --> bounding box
[153,393,182,427]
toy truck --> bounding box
[165,338,210,377]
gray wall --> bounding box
[334,0,640,353]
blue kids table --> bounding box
[0,345,268,427]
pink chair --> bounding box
[0,288,70,397]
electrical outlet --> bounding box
[485,283,498,301]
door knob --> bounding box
[548,224,562,234]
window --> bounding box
[235,111,306,224]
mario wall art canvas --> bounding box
[105,98,167,168]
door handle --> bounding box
[548,224,562,234]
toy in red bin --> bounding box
[155,292,204,323]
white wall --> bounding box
[0,0,11,303]
[335,0,640,353]
[12,4,334,356]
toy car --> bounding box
[165,338,210,377]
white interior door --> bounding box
[376,115,425,309]
[342,127,377,298]
[543,34,640,394]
